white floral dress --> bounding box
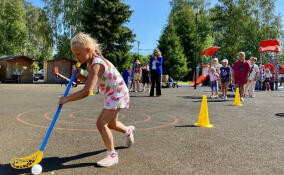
[92,57,130,110]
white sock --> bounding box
[125,128,131,136]
[107,150,117,156]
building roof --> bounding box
[46,58,76,63]
[0,55,34,62]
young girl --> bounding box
[133,63,142,92]
[232,52,250,102]
[263,68,272,91]
[220,59,231,99]
[142,63,150,92]
[209,67,219,98]
[58,32,135,167]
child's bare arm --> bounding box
[216,73,220,80]
[229,70,232,82]
[72,66,87,83]
[59,64,103,104]
[77,74,87,83]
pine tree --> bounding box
[82,0,135,69]
[158,16,188,80]
[160,0,212,80]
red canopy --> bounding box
[258,40,280,53]
[201,46,220,56]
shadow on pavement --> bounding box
[0,146,127,174]
[193,99,229,103]
[175,124,197,128]
[275,113,284,117]
[178,96,203,99]
[130,95,152,98]
[178,94,235,100]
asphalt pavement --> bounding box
[0,84,283,175]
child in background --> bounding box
[133,63,142,92]
[209,67,219,98]
[245,57,259,97]
[58,32,135,167]
[232,52,250,102]
[220,59,231,99]
[130,60,140,91]
[127,67,132,89]
[122,67,130,87]
[263,68,272,91]
[279,64,284,88]
[142,63,150,92]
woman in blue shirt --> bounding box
[149,49,163,96]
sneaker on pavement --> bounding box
[241,97,245,102]
[97,152,118,167]
[126,126,135,147]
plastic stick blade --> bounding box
[10,151,43,169]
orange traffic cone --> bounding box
[233,88,242,106]
[194,95,213,128]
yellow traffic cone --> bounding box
[233,88,242,106]
[194,95,213,128]
[89,90,94,96]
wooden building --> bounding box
[44,58,76,83]
[0,55,34,83]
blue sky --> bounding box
[27,0,283,55]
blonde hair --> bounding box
[250,57,257,61]
[71,32,102,56]
[222,59,228,63]
[238,52,245,57]
[71,32,111,68]
[153,48,162,58]
[210,67,216,72]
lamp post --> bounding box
[138,41,141,60]
[194,5,199,90]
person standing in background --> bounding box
[245,57,259,98]
[232,52,250,102]
[149,49,163,97]
[142,63,151,92]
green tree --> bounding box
[23,0,53,66]
[158,16,188,80]
[82,0,135,70]
[210,0,283,63]
[159,0,212,80]
[0,0,28,55]
[43,0,84,59]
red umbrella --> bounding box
[258,40,280,53]
[201,46,221,56]
[259,40,280,47]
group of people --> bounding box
[122,49,163,97]
[122,60,151,93]
[209,51,274,101]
